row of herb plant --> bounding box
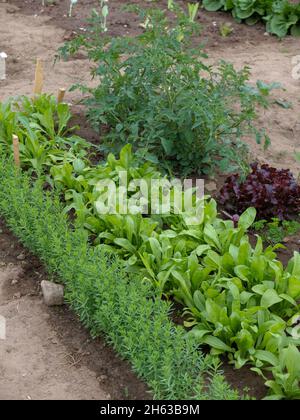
[1,94,300,399]
[0,157,237,400]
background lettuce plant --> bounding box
[202,0,300,37]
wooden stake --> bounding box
[57,88,66,103]
[12,135,20,168]
[33,58,44,95]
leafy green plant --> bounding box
[59,5,270,176]
[0,96,89,175]
[259,344,300,400]
[266,1,300,38]
[219,22,234,37]
[253,218,300,245]
[187,2,200,22]
[2,94,300,399]
[14,94,81,141]
[0,156,239,400]
[202,0,300,37]
[46,143,300,397]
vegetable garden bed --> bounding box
[1,0,300,401]
[0,156,240,400]
[1,91,300,399]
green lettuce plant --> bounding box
[202,0,300,37]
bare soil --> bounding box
[0,0,300,400]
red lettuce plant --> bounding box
[219,163,300,220]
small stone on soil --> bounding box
[6,7,16,14]
[41,280,64,306]
[16,253,26,261]
[97,374,108,382]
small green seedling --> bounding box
[219,22,233,37]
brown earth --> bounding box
[0,0,300,400]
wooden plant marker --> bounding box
[57,88,66,103]
[33,58,44,95]
[12,135,20,168]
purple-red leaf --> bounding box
[219,163,300,220]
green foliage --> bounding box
[202,0,300,37]
[0,95,88,175]
[46,142,300,399]
[0,157,238,400]
[50,143,163,226]
[59,5,270,176]
[261,344,300,400]
[219,22,234,37]
[253,218,300,245]
[1,94,300,399]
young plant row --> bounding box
[0,157,238,400]
[1,95,300,399]
[202,0,300,37]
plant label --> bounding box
[0,52,7,80]
[0,315,6,340]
